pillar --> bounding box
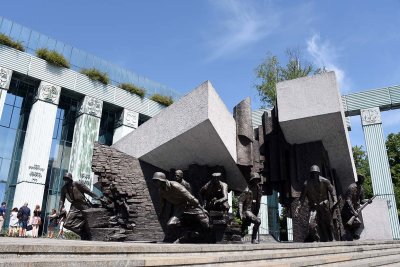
[228,191,233,213]
[287,217,293,241]
[361,107,400,239]
[112,109,138,144]
[68,96,103,189]
[12,81,61,209]
[0,67,12,119]
[258,195,269,235]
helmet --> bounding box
[310,165,320,173]
[63,172,73,180]
[249,172,261,181]
[152,172,167,181]
[211,172,222,178]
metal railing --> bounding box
[0,16,181,100]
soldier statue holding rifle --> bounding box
[295,165,338,242]
[341,174,374,241]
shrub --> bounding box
[119,83,146,98]
[36,48,70,68]
[150,93,174,106]
[0,33,25,52]
[80,68,109,85]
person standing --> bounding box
[8,207,19,237]
[47,209,58,239]
[57,206,67,239]
[0,202,6,233]
[18,202,31,237]
[31,205,41,237]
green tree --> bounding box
[386,133,400,218]
[352,145,373,198]
[255,48,322,108]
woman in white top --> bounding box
[8,207,19,237]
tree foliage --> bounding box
[386,133,400,218]
[255,48,322,108]
[352,145,373,198]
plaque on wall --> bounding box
[360,107,381,126]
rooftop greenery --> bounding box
[119,83,146,98]
[0,34,25,52]
[80,68,110,85]
[36,48,70,68]
[150,94,174,106]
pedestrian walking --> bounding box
[57,206,67,239]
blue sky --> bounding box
[2,0,400,148]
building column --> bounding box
[68,96,103,189]
[0,67,13,119]
[361,107,400,239]
[287,217,293,241]
[12,81,61,209]
[112,109,138,144]
[258,195,269,235]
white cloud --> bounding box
[206,0,280,61]
[306,34,351,92]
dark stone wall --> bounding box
[92,142,165,241]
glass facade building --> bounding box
[0,17,178,234]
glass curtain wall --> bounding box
[98,110,117,146]
[1,78,35,212]
[42,96,78,229]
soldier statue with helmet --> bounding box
[238,172,262,244]
[295,165,338,242]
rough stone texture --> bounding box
[233,97,253,167]
[359,198,392,240]
[276,72,357,193]
[92,142,164,241]
[112,81,247,191]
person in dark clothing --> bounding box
[153,172,209,243]
[18,202,30,237]
[239,173,262,244]
[341,174,373,240]
[59,172,98,240]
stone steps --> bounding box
[0,238,399,266]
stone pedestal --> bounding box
[113,109,138,144]
[361,107,400,239]
[68,96,103,189]
[0,67,12,120]
[13,81,61,208]
[360,198,392,240]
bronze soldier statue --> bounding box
[153,172,209,242]
[341,174,373,240]
[59,172,99,240]
[199,172,229,213]
[295,165,338,242]
[239,172,262,244]
[174,170,192,193]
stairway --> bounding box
[0,237,399,266]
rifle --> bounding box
[346,195,376,226]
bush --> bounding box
[36,48,70,68]
[0,33,25,52]
[150,94,174,106]
[80,68,109,85]
[119,83,146,98]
